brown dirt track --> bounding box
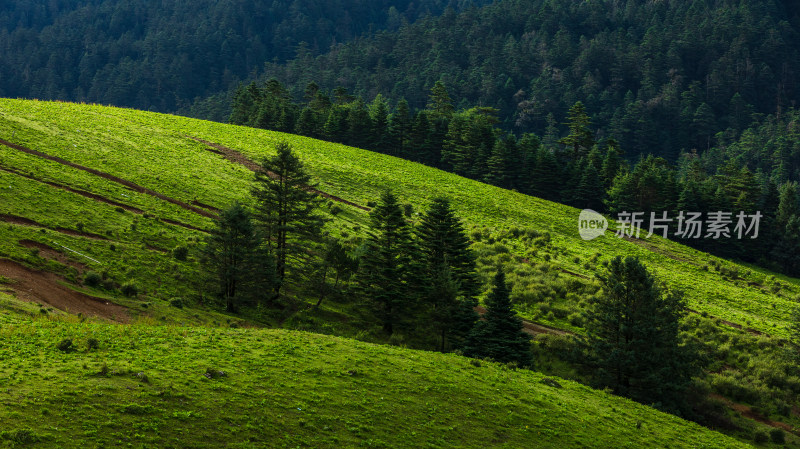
[0,259,130,322]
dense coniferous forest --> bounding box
[256,0,800,162]
[0,0,491,114]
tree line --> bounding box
[200,140,708,416]
[230,79,800,276]
[200,141,532,365]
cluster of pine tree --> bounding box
[230,79,800,276]
[201,141,532,365]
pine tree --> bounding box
[346,99,373,149]
[426,80,454,118]
[416,198,480,298]
[530,147,561,201]
[323,106,348,143]
[356,191,423,335]
[229,82,261,126]
[388,98,412,157]
[295,107,318,137]
[308,238,357,308]
[416,197,480,350]
[582,256,698,413]
[559,101,595,158]
[484,135,517,189]
[600,139,624,190]
[463,269,532,366]
[200,202,274,312]
[573,162,605,211]
[251,141,326,300]
[369,94,390,151]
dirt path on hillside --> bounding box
[0,259,130,322]
[474,305,573,336]
[709,394,798,435]
[0,165,144,214]
[0,138,216,219]
[685,308,764,336]
[189,137,371,211]
[0,165,209,233]
[18,239,87,273]
[0,213,109,240]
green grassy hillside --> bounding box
[0,98,797,335]
[0,308,751,449]
[1,98,799,446]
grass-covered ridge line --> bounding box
[0,314,750,449]
[0,98,797,336]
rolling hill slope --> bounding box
[0,98,797,336]
[3,98,800,446]
[0,303,752,448]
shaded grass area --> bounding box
[0,313,752,449]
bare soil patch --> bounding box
[18,239,87,272]
[0,258,130,322]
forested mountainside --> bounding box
[256,0,800,162]
[0,0,491,113]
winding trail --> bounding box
[0,138,216,219]
[0,213,109,240]
[189,137,370,211]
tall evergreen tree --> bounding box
[356,191,423,335]
[582,256,698,413]
[416,197,480,349]
[426,80,455,119]
[463,269,532,366]
[559,101,595,158]
[530,147,562,201]
[388,98,412,157]
[200,202,275,312]
[251,141,326,300]
[369,94,390,151]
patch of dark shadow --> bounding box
[0,165,144,214]
[188,136,370,212]
[0,138,216,219]
[159,218,209,233]
[191,200,219,213]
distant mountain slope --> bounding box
[0,0,491,115]
[0,98,797,338]
[260,0,800,161]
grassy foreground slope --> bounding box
[0,99,798,335]
[0,310,750,449]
